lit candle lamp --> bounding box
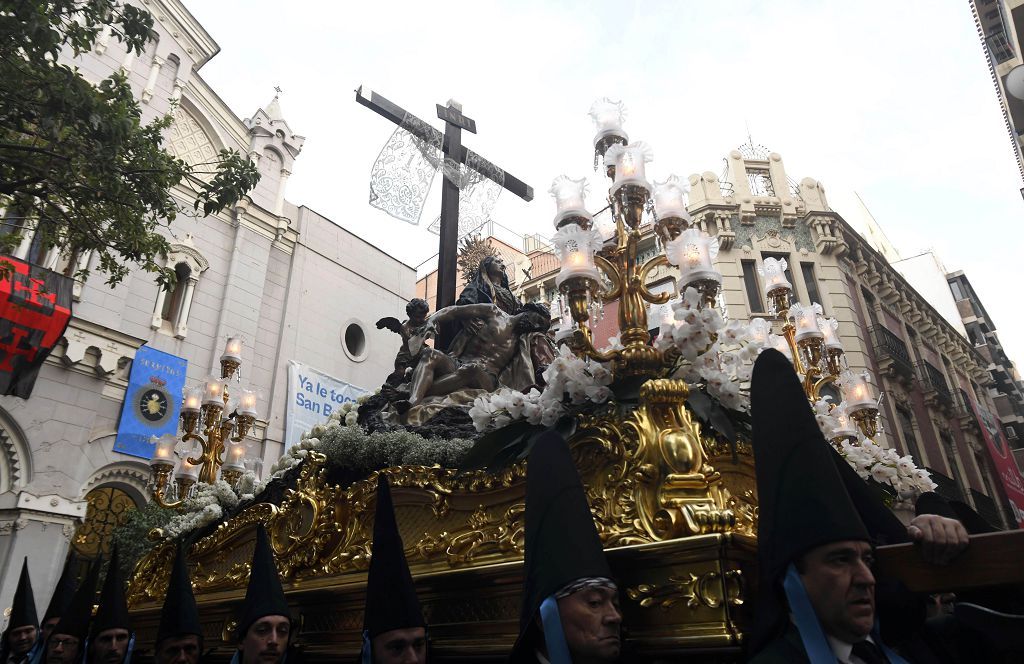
[222,440,247,472]
[553,223,603,287]
[605,142,653,192]
[839,370,877,411]
[666,228,721,288]
[148,433,178,467]
[238,388,259,418]
[759,257,792,294]
[790,302,824,343]
[818,316,843,350]
[221,335,243,363]
[748,317,771,346]
[653,175,691,222]
[588,98,628,146]
[832,403,860,440]
[181,386,203,414]
[174,456,200,482]
[769,334,793,362]
[550,175,592,228]
[203,378,226,406]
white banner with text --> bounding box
[285,361,367,448]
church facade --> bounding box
[0,0,415,609]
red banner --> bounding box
[0,256,73,399]
[967,396,1024,528]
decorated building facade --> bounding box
[0,0,415,610]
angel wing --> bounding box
[376,317,403,335]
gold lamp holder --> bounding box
[850,407,880,439]
[151,354,255,508]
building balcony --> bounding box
[917,361,954,413]
[869,325,915,384]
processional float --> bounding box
[126,99,891,662]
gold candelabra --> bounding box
[558,171,720,379]
[149,336,258,508]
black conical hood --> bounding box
[236,525,289,641]
[511,431,611,657]
[53,558,101,641]
[43,552,78,624]
[91,545,131,637]
[363,475,426,639]
[157,545,202,644]
[7,558,38,631]
[948,499,998,534]
[750,349,869,651]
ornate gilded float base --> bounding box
[127,380,758,662]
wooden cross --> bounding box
[356,87,533,346]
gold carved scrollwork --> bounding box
[128,379,756,606]
[626,571,726,611]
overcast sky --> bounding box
[184,0,1024,367]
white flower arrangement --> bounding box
[163,479,240,538]
[813,397,937,497]
[468,344,614,432]
[653,286,765,412]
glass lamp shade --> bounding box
[666,228,721,287]
[759,257,792,294]
[653,175,691,222]
[605,142,653,192]
[181,386,203,413]
[221,335,243,363]
[223,440,247,472]
[790,302,824,342]
[549,175,592,227]
[149,433,178,466]
[769,334,794,362]
[174,457,200,482]
[748,317,771,346]
[588,98,628,144]
[832,403,860,439]
[838,370,877,411]
[238,388,259,418]
[202,378,226,406]
[553,223,604,287]
[818,316,843,350]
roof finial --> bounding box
[273,85,282,98]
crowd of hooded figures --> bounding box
[2,350,1022,664]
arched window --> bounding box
[160,261,192,325]
[71,486,139,562]
[150,238,209,338]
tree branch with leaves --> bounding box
[0,0,260,288]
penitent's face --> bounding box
[798,539,876,643]
[371,626,427,664]
[558,586,622,663]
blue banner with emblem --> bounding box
[114,345,188,459]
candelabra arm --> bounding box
[568,329,619,363]
[810,374,837,402]
[593,255,622,301]
[150,465,185,509]
[637,255,671,304]
[151,491,185,509]
[182,432,207,467]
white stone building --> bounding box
[0,0,415,609]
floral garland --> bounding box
[653,286,764,412]
[813,397,937,497]
[468,345,613,432]
[162,479,242,538]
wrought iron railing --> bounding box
[918,361,953,407]
[870,325,914,379]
